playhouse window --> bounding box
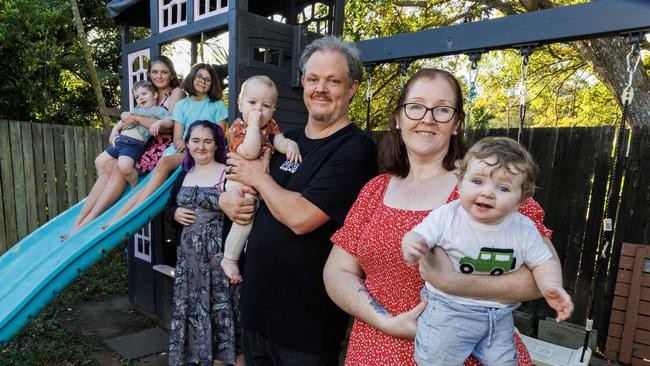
[195,0,228,21]
[127,49,151,110]
[254,48,281,66]
[159,0,188,33]
[269,14,286,24]
[134,222,153,262]
[297,2,332,35]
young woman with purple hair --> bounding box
[164,120,243,366]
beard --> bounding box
[310,110,332,122]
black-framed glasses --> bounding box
[400,103,458,123]
[195,74,212,85]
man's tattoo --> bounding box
[357,278,389,315]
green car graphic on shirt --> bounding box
[459,247,516,276]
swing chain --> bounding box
[622,41,641,105]
[465,52,481,132]
[365,64,375,102]
[365,64,376,132]
[398,60,411,88]
[518,47,532,142]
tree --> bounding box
[0,0,121,126]
[343,0,650,129]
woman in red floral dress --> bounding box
[324,69,558,365]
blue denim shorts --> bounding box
[414,287,519,366]
[105,135,146,161]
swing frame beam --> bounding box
[355,0,650,64]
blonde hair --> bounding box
[239,75,278,104]
[459,137,539,199]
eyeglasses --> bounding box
[195,74,212,85]
[400,103,458,123]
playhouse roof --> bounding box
[107,0,149,26]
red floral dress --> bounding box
[331,174,552,366]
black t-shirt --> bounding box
[239,123,378,353]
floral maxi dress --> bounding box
[168,186,240,366]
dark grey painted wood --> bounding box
[356,0,650,64]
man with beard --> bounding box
[221,36,377,365]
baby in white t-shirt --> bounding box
[402,136,573,366]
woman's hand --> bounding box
[378,300,428,339]
[218,186,257,225]
[226,150,270,188]
[174,138,185,153]
[149,120,163,136]
[173,207,196,226]
[121,112,137,127]
[120,111,137,126]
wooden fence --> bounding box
[0,120,105,254]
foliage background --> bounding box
[0,0,647,129]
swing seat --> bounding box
[519,332,591,366]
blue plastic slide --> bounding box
[0,167,181,347]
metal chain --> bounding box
[580,37,641,363]
[465,56,480,135]
[399,60,411,88]
[365,64,375,132]
[517,53,530,142]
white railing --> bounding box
[127,49,150,110]
[159,0,187,33]
[194,0,228,21]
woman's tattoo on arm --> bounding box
[357,278,389,315]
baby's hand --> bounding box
[109,130,119,144]
[247,110,263,127]
[149,120,163,136]
[174,138,185,153]
[401,231,429,264]
[285,140,302,164]
[544,287,574,323]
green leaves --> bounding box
[345,0,634,130]
[0,0,120,126]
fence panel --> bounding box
[0,121,102,251]
[74,127,87,198]
[31,123,47,226]
[9,121,28,240]
[43,125,58,219]
[53,125,68,213]
[21,123,38,233]
[64,125,77,206]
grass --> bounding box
[0,247,128,366]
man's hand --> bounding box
[226,150,271,188]
[219,185,258,225]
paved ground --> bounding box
[60,294,167,365]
